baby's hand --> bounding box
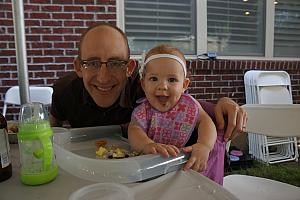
[182,143,210,172]
[143,143,180,158]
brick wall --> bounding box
[1,1,300,120]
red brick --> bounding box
[27,50,43,55]
[195,81,212,87]
[33,57,54,63]
[97,0,115,5]
[53,28,73,34]
[86,6,105,12]
[221,88,235,93]
[64,50,76,55]
[30,0,51,3]
[64,21,84,27]
[28,65,44,71]
[66,64,74,70]
[31,27,52,34]
[213,81,229,87]
[31,42,52,48]
[29,79,45,85]
[24,5,40,11]
[45,64,66,70]
[44,50,64,55]
[54,42,74,48]
[0,19,13,26]
[26,35,41,41]
[108,6,116,12]
[64,35,81,41]
[0,57,9,63]
[0,3,12,11]
[74,27,86,34]
[42,35,63,41]
[0,42,7,48]
[42,20,63,27]
[64,5,84,12]
[30,13,50,19]
[2,80,18,85]
[52,0,73,4]
[55,57,74,63]
[25,20,41,26]
[57,71,72,77]
[1,50,15,56]
[189,88,204,94]
[42,5,62,12]
[0,35,14,41]
[35,72,55,77]
[52,13,73,19]
[74,0,94,4]
[0,73,10,78]
[74,13,94,19]
[6,12,12,18]
[222,75,236,80]
[205,75,221,81]
[46,78,59,85]
[96,13,116,19]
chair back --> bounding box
[2,86,53,116]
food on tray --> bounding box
[7,122,18,133]
[95,139,107,148]
[95,140,139,159]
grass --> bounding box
[225,160,300,187]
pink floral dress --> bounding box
[131,93,200,148]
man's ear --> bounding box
[74,57,83,78]
[183,78,190,91]
[126,59,136,77]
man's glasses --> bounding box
[80,58,128,73]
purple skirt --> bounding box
[200,134,225,185]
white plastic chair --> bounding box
[224,174,300,200]
[224,104,300,200]
[2,86,53,116]
[244,70,298,164]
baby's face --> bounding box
[141,57,189,112]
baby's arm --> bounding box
[128,121,179,157]
[183,103,217,172]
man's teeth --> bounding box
[97,86,112,91]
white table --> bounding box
[1,144,238,200]
[0,144,94,200]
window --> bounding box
[118,0,300,58]
[274,0,300,57]
[123,0,196,55]
[207,0,265,56]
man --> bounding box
[50,23,247,184]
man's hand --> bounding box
[214,97,247,142]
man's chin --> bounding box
[94,97,118,108]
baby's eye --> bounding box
[168,78,178,83]
[149,77,158,81]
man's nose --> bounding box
[96,63,111,82]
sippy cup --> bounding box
[18,102,58,185]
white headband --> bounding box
[139,53,187,78]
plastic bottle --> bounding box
[0,113,12,182]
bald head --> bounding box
[78,23,130,59]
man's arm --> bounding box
[200,97,247,142]
[49,113,63,127]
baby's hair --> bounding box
[145,44,186,63]
[140,44,187,78]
